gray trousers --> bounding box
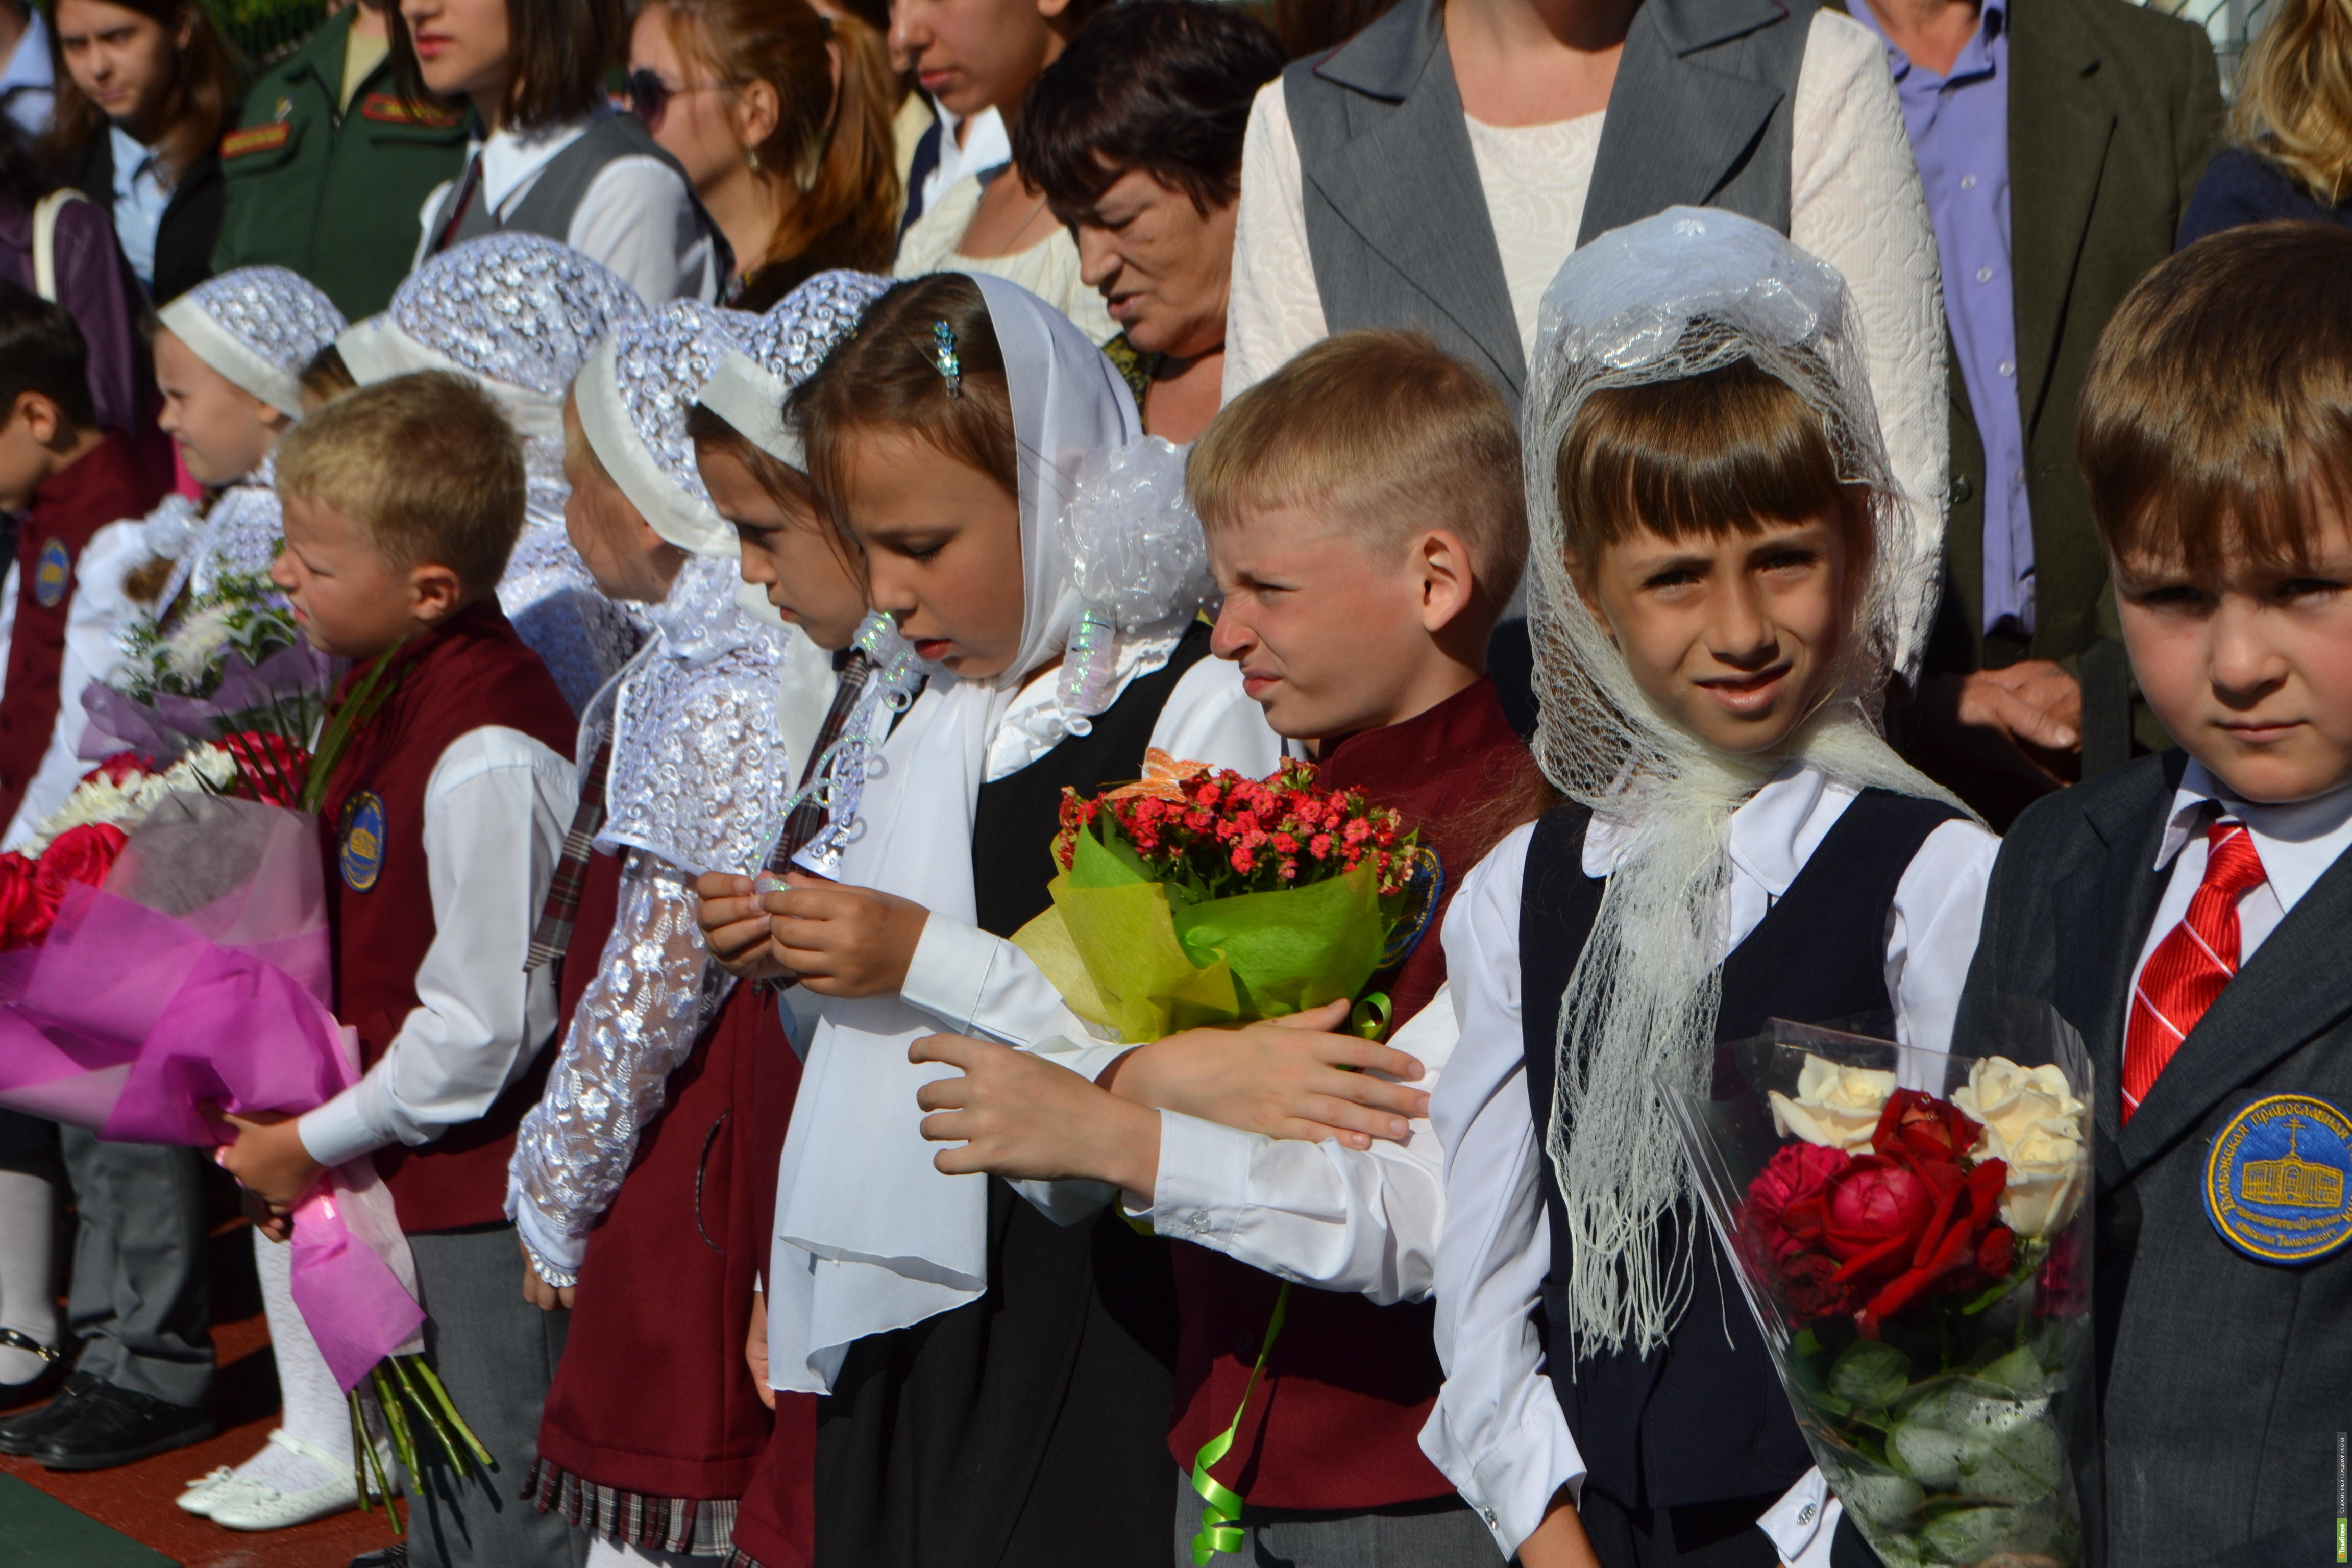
[60,1128,213,1408]
[406,1224,584,1568]
[1173,1468,1504,1567]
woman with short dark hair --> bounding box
[395,0,726,302]
[1014,0,1281,439]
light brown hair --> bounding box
[1553,353,1867,585]
[2079,220,2352,575]
[658,0,900,289]
[276,371,525,596]
[2231,0,2352,206]
[1188,329,1527,624]
[42,0,239,185]
[789,274,1017,544]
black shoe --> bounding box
[347,1546,408,1567]
[0,1328,67,1413]
[31,1380,215,1471]
[0,1370,100,1455]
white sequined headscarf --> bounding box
[157,267,346,419]
[576,300,745,559]
[1524,209,1962,1362]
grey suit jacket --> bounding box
[1283,0,1812,417]
[1965,753,2350,1567]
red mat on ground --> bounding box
[1,1219,409,1568]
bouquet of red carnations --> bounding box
[1012,750,1433,1045]
[1660,1004,2097,1568]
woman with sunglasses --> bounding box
[627,0,899,311]
[398,0,727,304]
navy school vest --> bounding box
[1519,788,1965,1511]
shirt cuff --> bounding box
[1758,1470,1836,1567]
[900,912,1001,1033]
[298,1086,390,1169]
[1431,1405,1586,1558]
[509,1193,585,1284]
[1027,1033,1133,1084]
[1142,1111,1258,1248]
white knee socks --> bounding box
[238,1228,354,1494]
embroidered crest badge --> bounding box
[33,539,70,608]
[2204,1093,2352,1264]
[339,792,387,893]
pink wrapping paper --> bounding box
[0,794,425,1389]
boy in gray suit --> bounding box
[1963,220,2352,1568]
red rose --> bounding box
[1742,1142,1856,1319]
[1870,1087,1982,1163]
[0,853,42,949]
[30,823,130,941]
[81,752,153,787]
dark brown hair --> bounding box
[660,0,900,289]
[1190,328,1527,625]
[1015,0,1283,217]
[277,371,526,597]
[42,0,240,183]
[0,280,98,429]
[685,400,868,579]
[1554,354,1865,582]
[790,274,1017,546]
[389,0,621,133]
[2079,220,2352,575]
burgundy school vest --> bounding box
[1170,678,1545,1510]
[0,432,164,826]
[318,599,580,1233]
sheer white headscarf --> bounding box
[1525,209,1965,1362]
[767,274,1141,1393]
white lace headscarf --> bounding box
[768,273,1141,1394]
[1526,209,1961,1362]
[157,266,346,420]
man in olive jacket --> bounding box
[1845,0,2220,826]
[210,0,467,321]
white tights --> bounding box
[0,1170,57,1385]
[237,1229,355,1494]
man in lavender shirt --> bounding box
[1843,0,2219,827]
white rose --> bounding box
[1955,1056,2088,1237]
[1769,1054,1897,1153]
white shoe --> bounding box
[208,1430,362,1532]
[175,1467,247,1517]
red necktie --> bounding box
[2121,818,2268,1122]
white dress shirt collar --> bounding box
[2154,758,2352,918]
[474,106,606,217]
[1582,761,1833,892]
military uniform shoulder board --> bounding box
[33,539,71,609]
[361,94,465,129]
[339,792,388,893]
[220,121,293,159]
[2205,1093,2352,1264]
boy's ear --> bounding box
[9,390,62,448]
[1414,527,1478,635]
[408,562,467,627]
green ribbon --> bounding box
[1349,992,1392,1041]
[1188,1282,1292,1563]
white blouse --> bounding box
[1421,765,1997,1560]
[895,170,1121,346]
[1223,8,1948,530]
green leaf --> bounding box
[1828,1338,1913,1410]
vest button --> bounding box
[1952,473,1975,505]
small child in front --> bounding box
[1966,221,2352,1566]
[912,328,1549,1566]
[215,371,582,1568]
[1431,210,1996,1568]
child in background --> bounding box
[726,273,1278,1568]
[397,0,725,304]
[215,372,581,1568]
[1967,222,2352,1567]
[0,282,188,1472]
[335,231,649,714]
[10,268,345,852]
[910,328,1550,1565]
[1432,210,1996,1568]
[506,280,890,1567]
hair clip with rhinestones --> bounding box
[932,320,962,399]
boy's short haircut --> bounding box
[276,371,525,597]
[2079,220,2352,574]
[0,281,98,430]
[1552,345,1864,582]
[1188,330,1528,618]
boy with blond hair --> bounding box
[1967,220,2352,1568]
[912,329,1548,1565]
[215,371,582,1568]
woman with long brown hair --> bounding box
[2179,0,2352,242]
[627,0,900,310]
[39,0,237,303]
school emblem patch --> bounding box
[33,539,70,608]
[2204,1093,2352,1265]
[339,792,387,893]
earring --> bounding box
[745,148,762,174]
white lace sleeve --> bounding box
[506,849,729,1287]
[1223,79,1330,402]
[1791,9,1949,672]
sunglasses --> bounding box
[627,69,720,132]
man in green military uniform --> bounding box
[210,0,468,320]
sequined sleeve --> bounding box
[506,848,730,1287]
